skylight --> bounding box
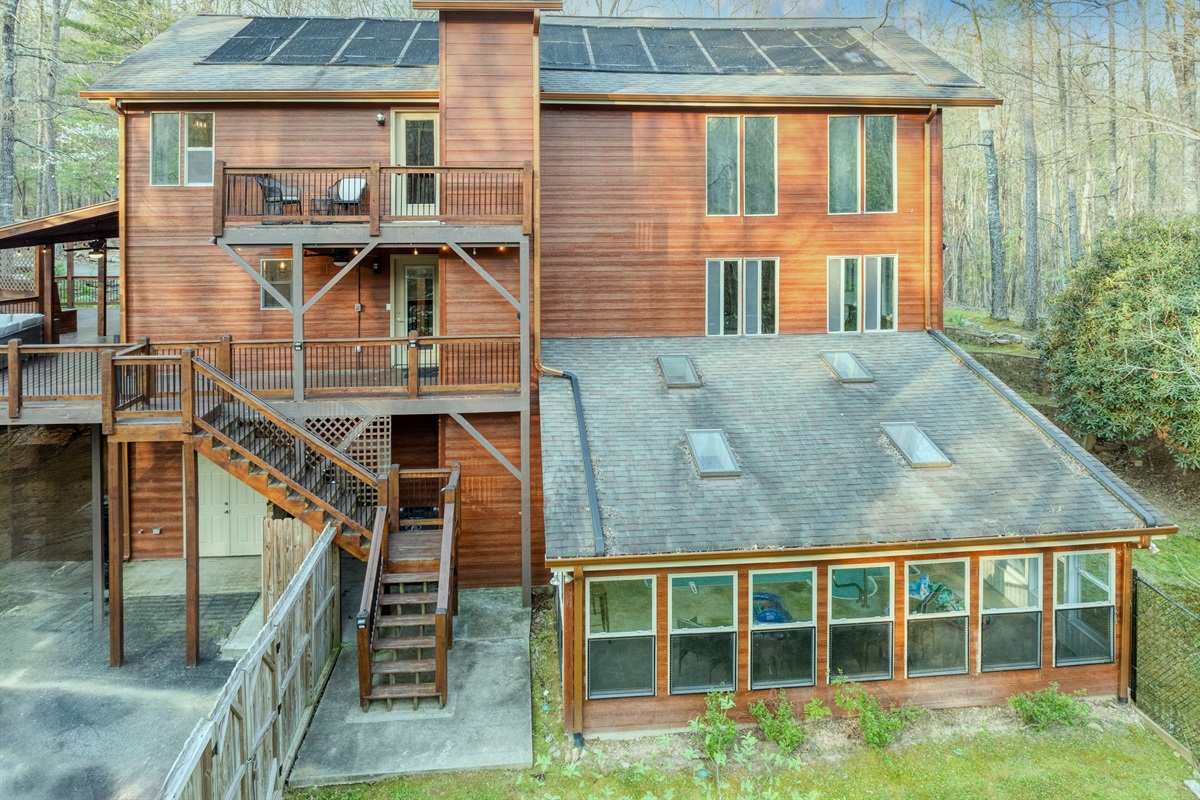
[821,351,873,383]
[658,355,701,388]
[881,423,951,469]
[686,429,740,477]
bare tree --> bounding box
[1022,4,1039,329]
[1,0,18,228]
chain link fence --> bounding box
[1131,569,1200,764]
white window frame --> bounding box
[978,553,1043,673]
[863,115,898,215]
[706,115,741,217]
[260,258,292,311]
[749,568,817,690]
[827,115,862,216]
[183,112,216,187]
[706,257,779,337]
[668,572,738,694]
[827,562,893,683]
[585,575,657,699]
[1052,550,1116,667]
[904,558,970,679]
[826,255,859,334]
[743,115,778,217]
[149,112,181,187]
[863,255,899,332]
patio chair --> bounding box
[312,177,368,216]
[254,176,302,217]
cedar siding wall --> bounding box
[440,11,534,167]
[127,441,183,559]
[566,542,1130,735]
[539,106,942,337]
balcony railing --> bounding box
[214,161,533,237]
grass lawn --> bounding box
[944,307,1032,337]
[288,596,1198,800]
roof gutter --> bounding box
[538,363,605,557]
[539,91,1001,108]
[927,329,1161,528]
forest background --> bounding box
[2,0,1197,326]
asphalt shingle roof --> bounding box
[538,333,1159,561]
[84,14,996,104]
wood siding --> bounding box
[539,106,943,337]
[440,11,534,167]
[565,543,1131,735]
[128,440,183,559]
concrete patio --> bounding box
[289,583,533,788]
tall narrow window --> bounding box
[707,117,739,215]
[865,116,896,213]
[828,564,892,681]
[707,258,778,336]
[829,256,897,333]
[826,257,859,333]
[744,117,777,215]
[906,559,968,677]
[980,555,1042,672]
[184,112,215,186]
[750,570,816,689]
[863,256,898,332]
[828,116,860,214]
[260,259,292,310]
[586,577,656,699]
[670,574,736,694]
[1054,551,1116,666]
[150,112,180,186]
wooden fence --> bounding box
[160,524,340,800]
[262,519,321,623]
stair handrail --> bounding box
[356,507,388,706]
[190,357,379,488]
[434,465,462,704]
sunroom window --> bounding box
[670,574,736,694]
[1054,551,1116,666]
[828,565,892,681]
[706,258,778,336]
[980,555,1042,672]
[826,255,897,333]
[586,577,656,699]
[906,559,969,677]
[750,570,816,690]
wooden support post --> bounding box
[7,340,21,419]
[97,250,108,339]
[368,161,381,237]
[213,160,226,238]
[92,426,104,632]
[183,439,200,667]
[571,567,585,736]
[38,245,54,344]
[180,349,195,434]
[292,242,305,402]
[388,465,399,531]
[519,237,531,607]
[1118,543,1134,701]
[100,349,115,434]
[65,248,75,308]
[407,330,419,399]
[522,161,534,235]
[107,439,125,666]
[216,334,233,375]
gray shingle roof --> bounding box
[538,333,1159,561]
[84,14,995,105]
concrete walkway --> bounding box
[289,587,533,788]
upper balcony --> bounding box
[213,162,533,240]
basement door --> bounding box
[197,456,266,557]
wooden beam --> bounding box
[39,245,55,344]
[92,426,104,633]
[519,237,531,607]
[183,440,200,666]
[447,242,519,310]
[107,439,124,666]
[6,340,21,419]
[1118,543,1134,700]
[96,250,107,339]
[216,241,293,312]
[65,248,75,307]
[292,242,305,402]
[448,412,520,480]
[572,567,584,736]
[301,241,377,314]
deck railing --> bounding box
[54,276,119,308]
[1,332,519,420]
[0,295,39,314]
[356,507,391,706]
[434,469,463,703]
[214,161,532,236]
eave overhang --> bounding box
[539,91,1002,108]
[80,90,441,103]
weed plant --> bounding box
[833,679,924,750]
[748,691,830,754]
[1008,682,1092,730]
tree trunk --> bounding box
[1023,17,1040,330]
[38,0,68,219]
[1168,0,1200,213]
[1140,0,1158,212]
[981,109,1007,321]
[1106,0,1120,225]
[0,0,20,228]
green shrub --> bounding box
[748,691,831,754]
[1008,682,1092,730]
[686,691,738,783]
[1040,216,1200,469]
[945,309,966,327]
[834,680,924,750]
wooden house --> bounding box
[0,2,1177,733]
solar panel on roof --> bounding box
[694,29,771,74]
[640,28,712,73]
[805,28,892,73]
[337,19,416,65]
[747,29,832,73]
[398,21,438,66]
[541,25,591,70]
[587,26,652,72]
[202,17,304,64]
[272,18,361,65]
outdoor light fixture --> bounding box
[85,239,106,261]
[331,248,351,266]
[376,112,386,126]
[412,247,418,255]
[498,245,506,253]
[371,256,382,274]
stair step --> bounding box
[376,613,436,628]
[372,635,436,650]
[370,658,436,674]
[365,683,440,700]
[377,592,438,606]
[381,571,440,584]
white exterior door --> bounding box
[198,456,266,557]
[392,112,439,216]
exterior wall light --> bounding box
[376,112,386,126]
